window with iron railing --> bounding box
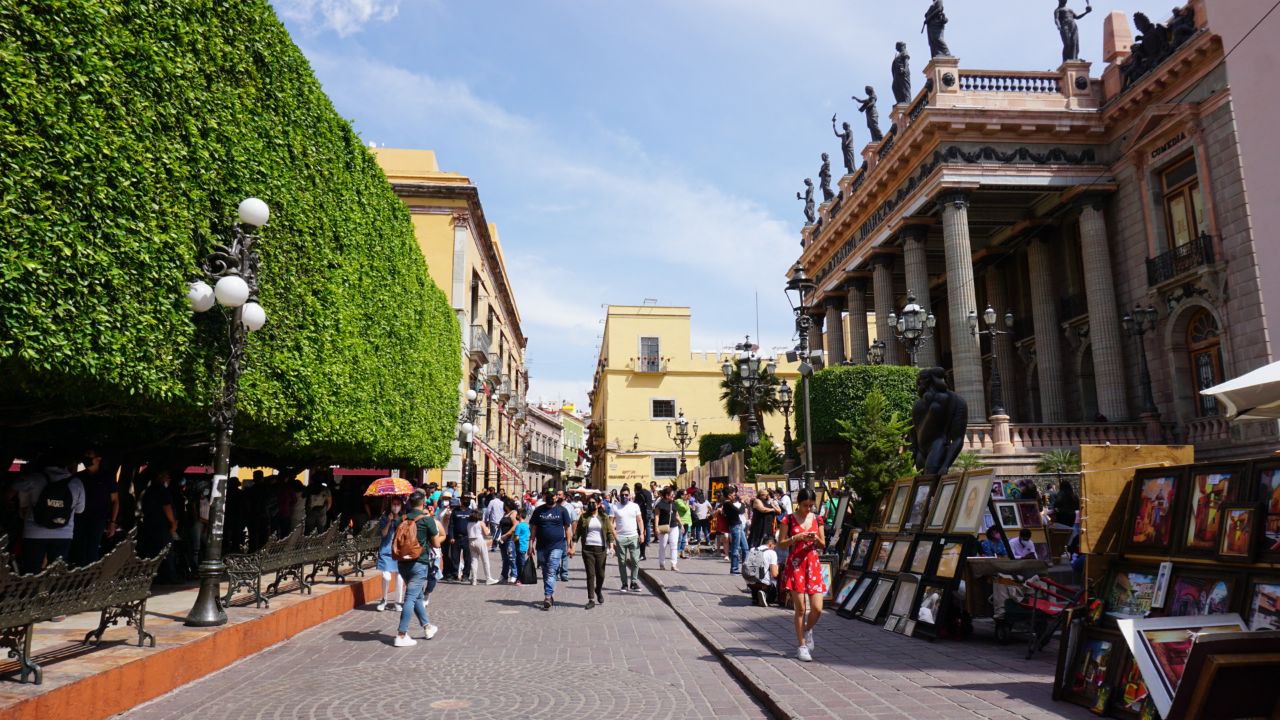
[653,457,678,478]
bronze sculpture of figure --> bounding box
[832,115,858,175]
[909,367,968,476]
[818,153,835,203]
[796,179,815,225]
[851,87,883,143]
[1054,0,1092,62]
[923,0,950,58]
[891,41,912,104]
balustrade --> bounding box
[957,72,1060,93]
[964,422,1147,452]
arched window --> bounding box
[1186,309,1223,417]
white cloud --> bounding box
[274,0,400,37]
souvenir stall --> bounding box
[1051,445,1280,719]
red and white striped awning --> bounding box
[475,438,521,482]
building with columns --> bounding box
[790,1,1277,461]
[375,148,530,493]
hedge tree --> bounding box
[698,433,747,464]
[794,365,917,445]
[0,0,460,467]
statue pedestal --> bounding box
[1057,60,1098,110]
[924,56,961,108]
[891,102,910,128]
[800,224,816,248]
[861,141,881,170]
[990,413,1014,455]
[819,201,833,222]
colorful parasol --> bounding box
[363,477,415,497]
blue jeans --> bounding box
[500,537,517,580]
[537,547,565,598]
[678,524,689,554]
[728,524,748,574]
[397,560,436,634]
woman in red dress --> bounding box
[779,489,826,661]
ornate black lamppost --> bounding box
[887,292,936,367]
[722,336,776,447]
[785,265,817,493]
[1122,304,1160,416]
[458,377,484,493]
[666,410,699,474]
[866,339,886,365]
[777,380,795,461]
[184,198,270,627]
[968,305,1015,416]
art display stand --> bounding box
[1053,445,1280,719]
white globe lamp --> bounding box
[465,389,478,402]
[214,275,250,308]
[240,302,266,331]
[237,197,270,228]
[461,422,475,435]
[187,281,215,312]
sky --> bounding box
[271,0,1173,411]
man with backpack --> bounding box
[9,453,86,575]
[742,534,780,607]
[392,490,444,647]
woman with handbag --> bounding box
[654,486,681,571]
[574,496,616,608]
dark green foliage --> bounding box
[838,389,914,527]
[745,436,783,481]
[0,0,460,465]
[698,433,747,464]
[794,365,917,444]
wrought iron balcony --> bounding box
[528,450,565,470]
[631,355,667,373]
[1146,233,1214,286]
[496,375,512,402]
[469,324,491,363]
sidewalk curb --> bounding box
[640,569,799,720]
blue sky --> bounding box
[272,0,1172,410]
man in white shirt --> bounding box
[484,493,506,551]
[1009,528,1038,559]
[777,491,793,518]
[9,457,86,575]
[612,487,646,592]
[746,535,781,607]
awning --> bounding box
[1201,360,1280,420]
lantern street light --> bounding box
[784,264,817,493]
[968,304,1015,417]
[777,380,795,462]
[722,335,776,447]
[458,376,484,494]
[1122,304,1160,416]
[866,339,887,366]
[886,291,937,367]
[666,410,699,474]
[185,198,270,628]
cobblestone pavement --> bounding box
[120,551,767,720]
[642,554,1095,720]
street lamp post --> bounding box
[777,380,795,462]
[866,339,886,366]
[184,198,270,627]
[887,292,936,367]
[458,377,483,495]
[968,305,1015,417]
[785,265,817,494]
[666,410,699,474]
[1122,304,1163,442]
[722,336,776,448]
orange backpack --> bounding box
[392,515,426,560]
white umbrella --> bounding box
[1200,360,1280,419]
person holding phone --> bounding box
[778,488,827,662]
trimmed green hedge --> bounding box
[795,365,917,444]
[698,433,747,464]
[0,0,459,466]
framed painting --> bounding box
[1103,563,1160,620]
[858,576,896,623]
[833,572,861,607]
[1111,652,1154,720]
[907,534,938,575]
[1016,501,1043,529]
[889,573,921,622]
[839,572,877,617]
[1216,503,1261,562]
[1244,577,1280,631]
[1122,467,1184,555]
[883,614,902,632]
[870,539,893,573]
[820,560,835,601]
[1176,464,1243,556]
[848,532,877,571]
[902,476,936,532]
[1115,613,1247,717]
[990,478,1006,499]
[830,493,851,536]
[1252,460,1280,559]
[1062,626,1123,713]
[1165,569,1240,617]
[994,500,1022,530]
[948,471,993,534]
[872,491,892,530]
[930,536,972,582]
[925,477,960,532]
[913,581,949,639]
[885,480,913,530]
[885,536,912,574]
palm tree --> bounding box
[719,366,783,436]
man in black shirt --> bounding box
[723,486,747,574]
[633,482,653,560]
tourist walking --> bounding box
[574,495,616,608]
[633,482,652,560]
[675,488,692,559]
[613,486,644,592]
[392,491,442,647]
[691,491,711,546]
[9,453,86,575]
[497,498,520,582]
[512,510,530,586]
[484,490,505,551]
[778,489,827,662]
[376,497,404,611]
[655,487,680,571]
[467,509,498,584]
[528,488,573,610]
[723,486,748,574]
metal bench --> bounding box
[310,520,380,584]
[0,535,166,685]
[222,524,349,608]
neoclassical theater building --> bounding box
[791,1,1277,462]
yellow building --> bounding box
[375,148,528,493]
[586,305,805,491]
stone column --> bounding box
[901,225,938,368]
[1079,201,1129,420]
[1027,234,1068,423]
[809,312,825,357]
[845,278,870,363]
[824,299,846,365]
[939,192,986,423]
[872,257,903,366]
[984,267,1020,421]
